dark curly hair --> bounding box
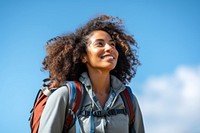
[42,14,140,87]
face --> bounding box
[82,30,119,73]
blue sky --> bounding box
[0,0,200,132]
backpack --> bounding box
[29,79,83,133]
[29,79,135,133]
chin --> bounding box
[103,65,116,71]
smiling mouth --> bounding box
[101,55,114,59]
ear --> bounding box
[81,54,87,63]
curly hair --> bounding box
[42,14,140,87]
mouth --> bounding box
[101,55,115,59]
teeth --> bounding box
[103,56,114,59]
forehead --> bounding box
[88,30,112,41]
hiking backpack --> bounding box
[29,79,135,133]
[29,79,83,133]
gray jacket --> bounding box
[38,72,145,133]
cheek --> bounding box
[90,46,102,54]
[86,48,101,59]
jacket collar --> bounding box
[79,72,126,94]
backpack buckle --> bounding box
[42,78,51,87]
[41,87,52,96]
[93,110,108,117]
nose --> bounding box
[104,43,113,52]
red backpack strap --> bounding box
[120,86,135,125]
[64,81,83,130]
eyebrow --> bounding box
[94,39,115,42]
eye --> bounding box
[95,41,104,47]
[99,42,104,45]
[110,42,116,47]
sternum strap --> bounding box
[81,109,127,117]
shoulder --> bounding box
[47,84,70,103]
[122,86,139,107]
[48,81,83,104]
[124,86,143,115]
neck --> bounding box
[87,70,111,95]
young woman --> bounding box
[38,15,144,133]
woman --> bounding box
[39,15,144,133]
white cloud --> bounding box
[139,65,200,133]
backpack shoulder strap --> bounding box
[120,86,135,125]
[64,81,84,130]
[29,78,57,133]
